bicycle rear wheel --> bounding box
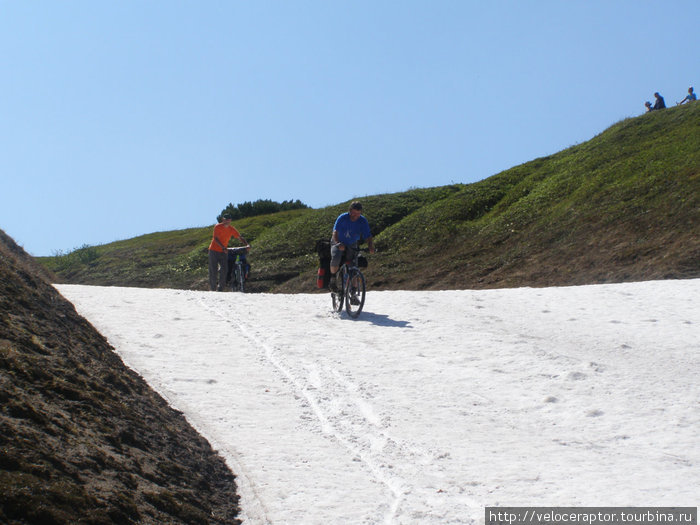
[345,269,366,318]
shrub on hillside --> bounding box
[219,199,309,221]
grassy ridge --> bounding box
[41,103,700,291]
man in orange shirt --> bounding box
[208,213,249,291]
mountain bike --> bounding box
[331,247,367,318]
[227,246,250,293]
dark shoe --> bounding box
[328,274,338,292]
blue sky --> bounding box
[1,1,698,256]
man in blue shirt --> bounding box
[678,87,696,105]
[329,201,375,290]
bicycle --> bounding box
[331,246,367,318]
[227,246,250,293]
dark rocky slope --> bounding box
[0,229,241,524]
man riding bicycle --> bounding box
[329,201,375,291]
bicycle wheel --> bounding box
[344,269,366,318]
[331,269,345,313]
[232,265,241,292]
[238,263,245,293]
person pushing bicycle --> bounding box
[208,212,249,292]
[329,201,375,291]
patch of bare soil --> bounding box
[0,229,241,524]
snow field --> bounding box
[57,280,700,524]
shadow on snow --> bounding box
[345,310,412,328]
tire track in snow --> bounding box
[200,297,416,524]
[144,295,275,525]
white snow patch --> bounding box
[57,280,700,524]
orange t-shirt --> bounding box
[208,223,241,252]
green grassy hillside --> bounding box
[41,103,700,292]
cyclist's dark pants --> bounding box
[208,249,228,291]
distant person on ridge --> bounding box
[652,92,666,110]
[328,201,375,291]
[644,101,653,112]
[677,87,696,105]
[208,213,249,292]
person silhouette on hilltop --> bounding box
[652,92,666,110]
[644,101,653,112]
[677,87,696,105]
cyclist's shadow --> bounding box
[350,311,412,328]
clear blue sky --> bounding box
[2,1,698,256]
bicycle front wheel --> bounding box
[345,269,366,318]
[238,264,245,293]
[331,290,344,312]
[230,267,237,291]
[331,269,345,313]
